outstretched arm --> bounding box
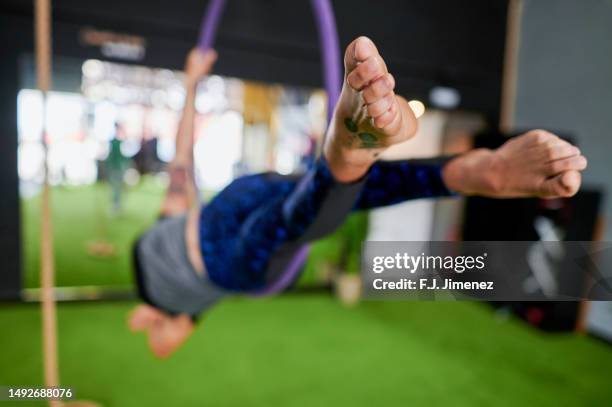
[159,48,218,217]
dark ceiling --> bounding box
[1,0,508,116]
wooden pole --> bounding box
[500,0,524,133]
[34,0,62,406]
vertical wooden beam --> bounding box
[35,0,61,406]
[500,0,524,133]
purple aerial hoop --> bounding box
[197,0,226,52]
[197,0,342,296]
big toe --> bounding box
[344,36,379,72]
[559,171,581,196]
[541,170,581,198]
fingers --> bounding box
[190,47,217,62]
[207,47,218,59]
[185,48,218,81]
[202,49,218,68]
[539,170,582,198]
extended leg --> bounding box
[225,136,588,290]
[354,157,455,210]
[206,158,365,290]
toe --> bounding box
[367,93,395,118]
[377,99,401,130]
[546,155,588,175]
[544,144,580,162]
[344,36,379,72]
[560,171,582,196]
[354,36,378,62]
[540,170,581,198]
[346,55,387,90]
[374,107,395,129]
[362,74,395,104]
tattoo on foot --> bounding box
[344,117,359,133]
[357,132,380,148]
[343,117,382,150]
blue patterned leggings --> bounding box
[199,158,455,291]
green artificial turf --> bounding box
[21,180,367,289]
[21,179,164,288]
[16,180,611,406]
[1,298,611,406]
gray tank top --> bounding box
[136,214,227,315]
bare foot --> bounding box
[443,130,588,198]
[325,36,418,182]
[128,304,194,359]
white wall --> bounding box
[366,111,447,241]
[513,0,612,340]
[514,0,612,240]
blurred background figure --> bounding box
[105,122,129,214]
[134,130,163,176]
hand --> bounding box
[444,130,588,199]
[184,48,218,86]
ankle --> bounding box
[323,131,377,183]
[483,149,508,196]
[443,148,498,195]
